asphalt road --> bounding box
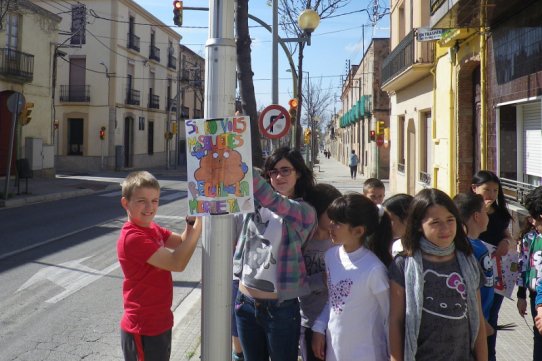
[0,185,201,361]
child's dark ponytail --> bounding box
[366,208,393,266]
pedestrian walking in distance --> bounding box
[348,150,359,179]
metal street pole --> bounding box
[202,1,236,360]
[272,0,278,104]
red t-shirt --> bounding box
[117,221,173,336]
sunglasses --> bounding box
[267,167,295,178]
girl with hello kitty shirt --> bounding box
[311,193,393,361]
[389,188,487,361]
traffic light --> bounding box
[171,121,177,134]
[288,98,298,124]
[19,102,34,126]
[99,126,106,140]
[369,130,376,142]
[304,128,311,145]
[376,120,385,135]
[173,0,183,27]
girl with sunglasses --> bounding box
[233,146,317,361]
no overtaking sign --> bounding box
[258,104,291,139]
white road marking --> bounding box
[17,256,120,304]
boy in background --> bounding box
[117,171,202,361]
[363,178,385,205]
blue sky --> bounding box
[134,0,390,122]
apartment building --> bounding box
[0,1,61,177]
[177,44,204,165]
[430,0,542,214]
[381,0,435,195]
[337,38,390,179]
[36,0,182,171]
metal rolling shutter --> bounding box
[524,101,542,177]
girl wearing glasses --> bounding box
[311,193,393,361]
[389,188,487,361]
[233,146,317,361]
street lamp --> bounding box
[297,9,320,45]
[271,2,321,104]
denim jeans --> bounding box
[530,292,542,360]
[235,292,301,361]
[487,293,504,361]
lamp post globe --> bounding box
[298,9,320,33]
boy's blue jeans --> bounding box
[530,292,542,360]
[235,292,300,361]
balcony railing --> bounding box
[127,33,140,52]
[149,45,160,62]
[501,177,535,206]
[60,85,90,102]
[148,93,160,109]
[126,88,140,105]
[419,171,432,187]
[180,69,190,81]
[0,48,34,83]
[381,30,435,85]
[167,98,177,112]
[168,54,177,69]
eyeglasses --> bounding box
[267,167,294,178]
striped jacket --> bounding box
[233,170,317,301]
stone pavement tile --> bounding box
[171,295,201,361]
[497,296,533,361]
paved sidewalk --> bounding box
[0,166,186,208]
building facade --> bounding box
[0,1,61,177]
[382,0,435,195]
[336,38,390,179]
[36,0,182,171]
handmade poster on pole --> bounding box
[185,117,254,216]
[484,242,519,299]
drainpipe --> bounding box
[429,64,437,188]
[480,9,487,169]
[449,46,457,196]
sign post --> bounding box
[4,92,25,201]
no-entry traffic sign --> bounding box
[258,104,291,139]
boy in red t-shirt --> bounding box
[117,171,201,361]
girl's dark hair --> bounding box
[403,188,472,256]
[471,170,512,222]
[520,186,542,238]
[305,183,342,218]
[524,185,542,219]
[382,193,413,221]
[262,146,315,199]
[453,193,485,225]
[327,193,393,266]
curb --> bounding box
[2,189,94,208]
[172,286,202,361]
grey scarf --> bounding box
[403,238,480,361]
